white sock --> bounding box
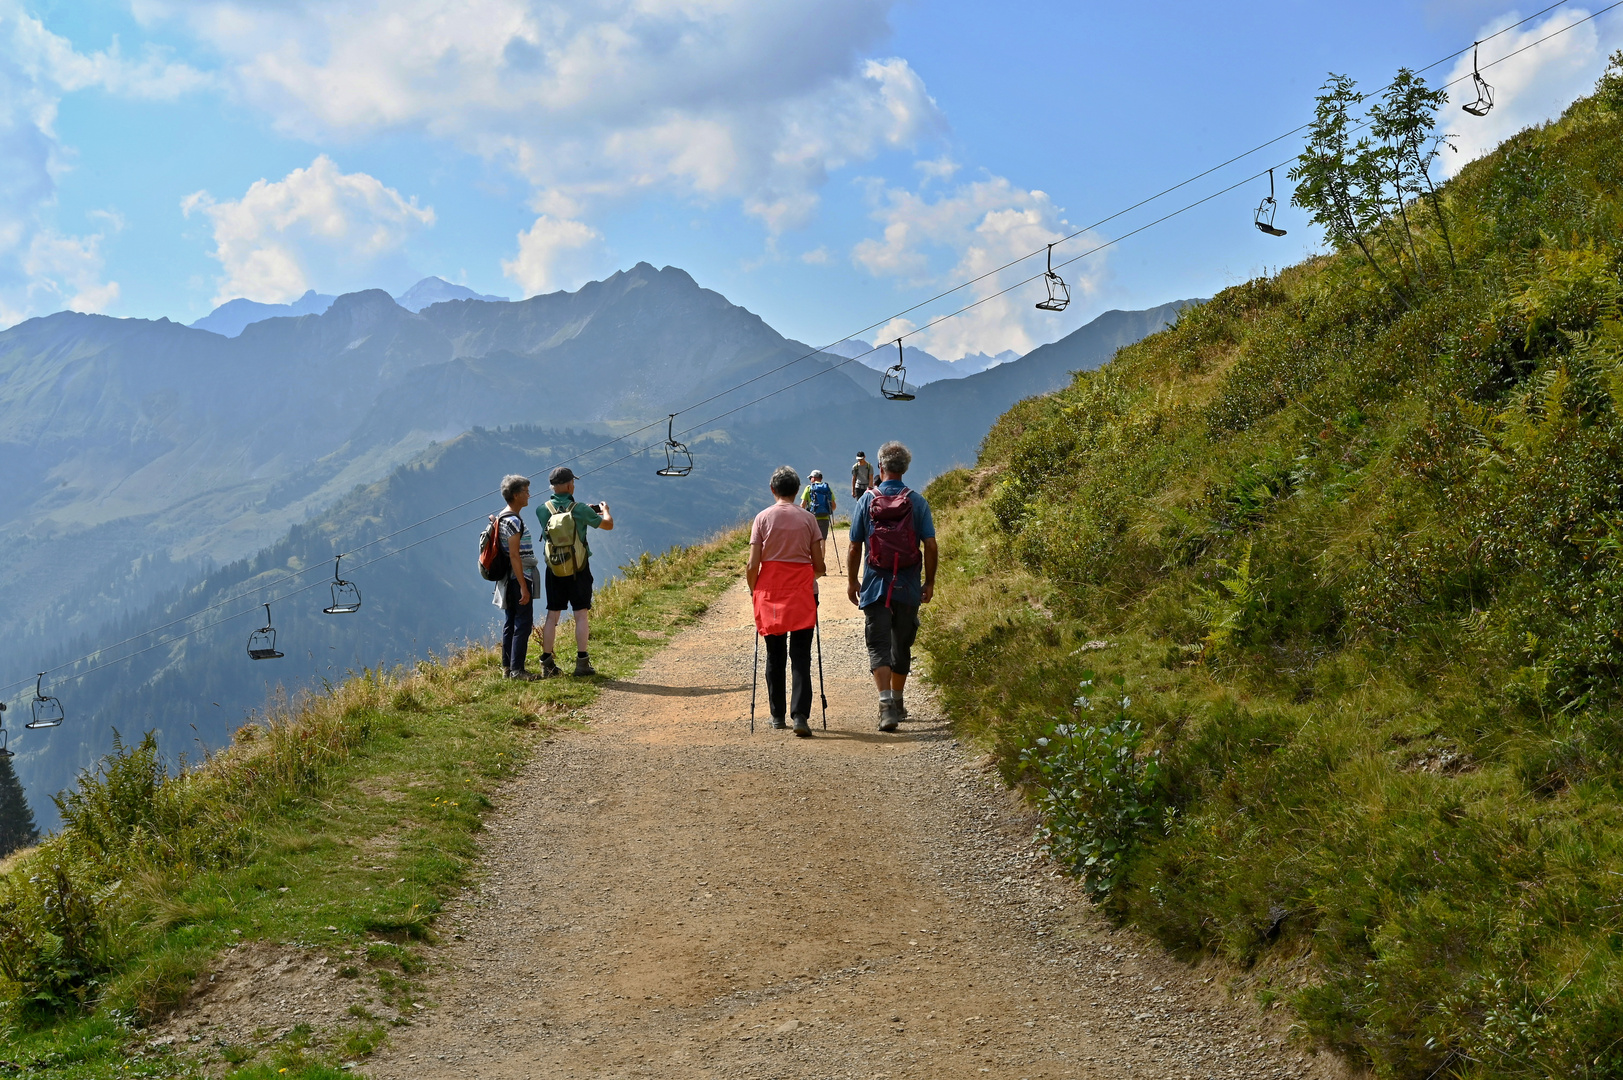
[879,689,895,702]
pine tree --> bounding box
[0,752,40,858]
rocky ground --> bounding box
[346,539,1351,1080]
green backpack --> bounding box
[544,501,589,577]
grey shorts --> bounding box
[864,603,919,675]
[815,516,831,540]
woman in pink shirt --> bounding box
[747,466,827,737]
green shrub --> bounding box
[1019,674,1161,897]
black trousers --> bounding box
[502,576,534,672]
[764,627,814,720]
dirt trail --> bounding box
[369,539,1347,1080]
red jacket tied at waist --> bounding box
[752,560,816,635]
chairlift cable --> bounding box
[2,3,1612,701]
[664,0,1583,422]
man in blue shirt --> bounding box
[846,440,937,732]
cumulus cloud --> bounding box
[0,1,203,324]
[502,213,602,297]
[852,174,1104,359]
[1442,7,1620,176]
[136,0,943,280]
[183,156,435,304]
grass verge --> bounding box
[0,527,749,1078]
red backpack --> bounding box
[865,487,921,604]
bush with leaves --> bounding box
[1019,673,1162,897]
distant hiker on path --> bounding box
[540,466,613,678]
[851,451,874,499]
[748,465,826,738]
[799,469,837,554]
[492,475,540,681]
[846,441,936,732]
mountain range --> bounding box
[189,277,509,337]
[1,264,1196,825]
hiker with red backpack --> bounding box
[845,440,937,732]
[483,474,541,680]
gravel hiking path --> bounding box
[369,538,1349,1080]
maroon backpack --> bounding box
[865,487,921,604]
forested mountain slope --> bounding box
[0,263,869,657]
[922,62,1623,1078]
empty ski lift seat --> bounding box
[323,556,361,614]
[27,673,63,729]
[1254,168,1287,236]
[656,415,694,476]
[248,604,285,660]
[1035,244,1071,311]
[880,339,915,401]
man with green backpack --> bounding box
[539,466,614,677]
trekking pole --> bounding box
[814,596,828,730]
[749,631,760,734]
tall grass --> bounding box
[0,525,749,1076]
[924,61,1623,1078]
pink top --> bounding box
[750,501,822,564]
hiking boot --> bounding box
[501,667,513,679]
[792,717,813,738]
[878,701,900,732]
[573,654,597,677]
[509,669,541,682]
[539,654,563,679]
[770,715,787,730]
[894,697,909,720]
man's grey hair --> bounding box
[501,474,531,502]
[770,465,801,498]
[877,440,911,476]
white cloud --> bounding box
[851,174,1105,358]
[800,246,831,265]
[502,213,602,297]
[137,1,943,248]
[183,156,436,304]
[1442,7,1619,176]
[0,1,202,325]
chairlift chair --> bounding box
[656,414,694,477]
[1254,169,1287,237]
[248,604,285,660]
[1462,43,1494,117]
[323,555,361,614]
[0,725,13,758]
[1035,244,1071,312]
[27,672,63,729]
[879,339,915,401]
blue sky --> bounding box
[5,0,1620,358]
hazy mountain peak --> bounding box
[190,289,336,338]
[394,277,508,312]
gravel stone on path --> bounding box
[367,547,1350,1080]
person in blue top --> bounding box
[846,440,937,732]
[492,474,541,680]
[798,469,838,558]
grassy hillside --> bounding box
[923,61,1623,1078]
[0,527,748,1078]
